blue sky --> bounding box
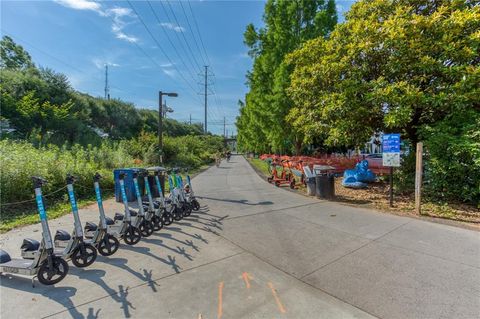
[1,0,354,135]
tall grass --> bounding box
[0,140,135,214]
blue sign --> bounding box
[383,134,401,153]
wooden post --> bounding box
[415,142,423,215]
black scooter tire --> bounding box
[152,215,163,231]
[173,206,183,221]
[139,220,154,237]
[71,243,97,268]
[97,234,120,256]
[123,226,142,245]
[191,199,200,211]
[37,257,69,285]
[162,213,174,226]
[183,203,192,217]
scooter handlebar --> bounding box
[32,176,47,188]
[93,172,102,182]
[66,174,76,184]
[118,172,126,180]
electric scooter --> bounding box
[174,172,192,217]
[150,167,175,226]
[26,175,98,268]
[166,172,184,221]
[110,173,143,245]
[83,173,120,256]
[185,174,200,211]
[0,177,69,286]
[171,168,192,217]
[130,171,154,237]
[140,170,163,231]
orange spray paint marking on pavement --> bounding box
[268,282,286,314]
[242,272,253,289]
[217,282,224,319]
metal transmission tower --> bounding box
[199,65,214,133]
[104,64,110,100]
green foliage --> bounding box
[421,110,480,205]
[0,36,34,70]
[287,0,479,148]
[236,0,337,154]
[0,140,135,211]
[285,0,479,204]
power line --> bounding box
[146,1,199,85]
[187,0,211,66]
[126,0,200,98]
[165,0,203,72]
[159,0,199,75]
[178,0,207,66]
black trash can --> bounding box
[305,177,316,196]
[315,173,335,199]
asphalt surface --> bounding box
[1,155,479,319]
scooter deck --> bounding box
[1,258,34,268]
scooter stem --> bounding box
[66,177,84,238]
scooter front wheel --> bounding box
[37,257,69,285]
[71,243,97,268]
[123,226,142,245]
[173,207,183,221]
[162,213,174,226]
[183,203,192,217]
[139,220,154,237]
[97,234,120,256]
[191,199,200,211]
[152,215,163,231]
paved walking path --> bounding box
[1,155,479,318]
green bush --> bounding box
[421,110,480,206]
[0,140,135,213]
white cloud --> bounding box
[54,0,101,12]
[115,32,138,43]
[54,1,138,43]
[160,22,185,33]
[162,69,177,78]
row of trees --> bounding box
[0,35,203,146]
[236,0,479,204]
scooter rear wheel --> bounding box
[191,199,200,211]
[139,220,154,237]
[71,243,97,268]
[97,234,120,256]
[152,215,163,231]
[37,256,69,285]
[162,213,174,226]
[123,226,142,245]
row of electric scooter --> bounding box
[0,167,200,286]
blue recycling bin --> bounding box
[114,168,146,203]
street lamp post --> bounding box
[158,91,178,164]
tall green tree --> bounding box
[0,36,34,70]
[237,0,337,154]
[287,0,479,148]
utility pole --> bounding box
[189,114,192,125]
[158,91,178,164]
[204,65,208,134]
[223,116,226,138]
[104,64,110,100]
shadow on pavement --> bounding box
[197,196,274,206]
[0,274,86,318]
[73,268,137,317]
[120,245,181,273]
